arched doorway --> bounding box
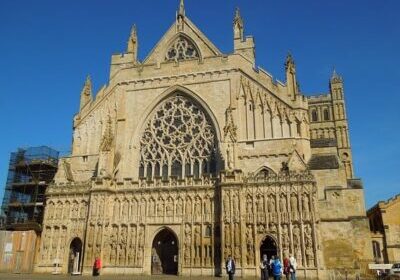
[68,238,82,274]
[151,228,178,275]
[260,235,278,262]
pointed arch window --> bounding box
[323,108,330,121]
[165,35,200,62]
[139,93,217,180]
[311,109,318,122]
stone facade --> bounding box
[34,1,373,278]
[368,194,400,264]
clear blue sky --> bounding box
[0,0,399,208]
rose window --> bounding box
[139,94,217,179]
[165,36,199,62]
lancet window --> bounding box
[139,94,217,180]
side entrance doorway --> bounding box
[151,228,178,275]
[68,237,82,275]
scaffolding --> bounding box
[1,146,59,232]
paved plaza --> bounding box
[0,274,243,280]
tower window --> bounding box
[311,109,318,122]
[323,109,330,121]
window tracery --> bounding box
[165,36,199,62]
[139,94,217,179]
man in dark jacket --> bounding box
[260,254,269,280]
[225,255,236,280]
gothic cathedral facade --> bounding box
[35,2,373,278]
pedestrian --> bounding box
[272,256,282,280]
[269,255,275,276]
[289,255,297,280]
[225,255,236,280]
[260,254,269,280]
[93,257,102,276]
[283,256,290,280]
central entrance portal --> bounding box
[151,228,178,275]
[260,235,278,261]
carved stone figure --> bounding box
[194,197,201,218]
[224,223,231,245]
[157,198,164,216]
[184,224,192,265]
[293,225,301,249]
[176,198,183,216]
[223,194,229,218]
[186,197,192,217]
[166,198,173,216]
[254,195,261,213]
[291,194,298,220]
[304,224,313,247]
[232,194,239,217]
[306,245,314,267]
[246,196,253,217]
[234,223,240,245]
[302,194,310,220]
[280,195,288,222]
[194,226,201,259]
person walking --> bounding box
[289,255,297,280]
[93,257,102,276]
[283,257,290,280]
[260,254,269,280]
[269,255,275,276]
[225,255,236,280]
[272,256,283,280]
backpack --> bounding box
[272,260,282,275]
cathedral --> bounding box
[35,1,373,278]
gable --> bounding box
[143,17,222,65]
[288,150,307,171]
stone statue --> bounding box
[194,197,201,218]
[302,194,310,220]
[232,195,239,217]
[291,194,298,220]
[234,223,240,245]
[223,194,230,218]
[166,198,173,216]
[157,198,164,217]
[186,197,192,217]
[194,226,201,259]
[305,225,312,247]
[293,225,301,249]
[176,198,183,216]
[257,195,264,213]
[247,197,253,217]
[224,224,231,245]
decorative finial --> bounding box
[233,7,244,40]
[331,67,343,84]
[178,0,185,19]
[83,75,92,96]
[285,52,295,71]
[176,0,185,32]
[234,7,242,25]
[79,75,93,111]
[127,24,138,54]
